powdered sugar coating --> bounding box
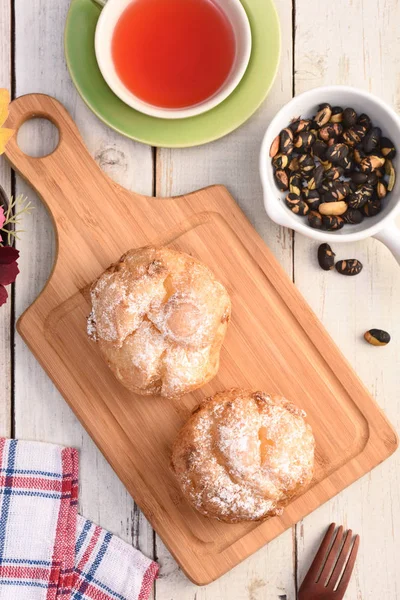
[171,389,315,522]
[88,246,231,398]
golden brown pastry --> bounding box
[87,246,231,398]
[171,389,315,523]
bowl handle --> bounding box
[374,218,400,265]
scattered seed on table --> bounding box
[318,243,336,270]
[335,259,363,275]
[364,329,391,346]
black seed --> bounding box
[291,199,309,215]
[363,126,381,153]
[274,169,289,191]
[304,189,321,211]
[272,153,289,170]
[285,192,301,208]
[290,118,312,134]
[294,131,316,153]
[312,140,328,160]
[298,154,315,173]
[348,190,368,209]
[364,329,391,346]
[325,166,344,180]
[330,106,343,123]
[322,215,345,230]
[339,154,354,171]
[366,172,378,186]
[331,181,350,201]
[353,146,366,164]
[343,208,364,224]
[319,123,338,142]
[360,154,385,173]
[315,103,332,127]
[350,171,368,184]
[307,164,325,190]
[343,125,367,146]
[318,243,336,270]
[380,137,396,160]
[288,156,300,172]
[289,172,303,196]
[308,211,323,229]
[279,127,294,155]
[326,142,349,164]
[343,107,357,128]
[335,259,363,276]
[361,196,382,217]
[357,113,372,130]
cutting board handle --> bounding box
[4,94,102,200]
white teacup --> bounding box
[94,0,252,119]
[260,86,400,264]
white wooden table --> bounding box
[1,0,400,597]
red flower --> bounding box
[0,246,19,306]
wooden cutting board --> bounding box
[5,94,398,585]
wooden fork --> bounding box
[298,523,360,599]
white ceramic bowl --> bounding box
[95,0,252,119]
[260,85,400,263]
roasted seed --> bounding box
[376,180,387,199]
[350,171,368,185]
[288,156,300,172]
[307,164,325,190]
[385,158,396,191]
[291,200,309,215]
[319,201,348,216]
[343,107,357,128]
[319,123,338,142]
[380,137,396,159]
[343,208,364,224]
[308,210,323,229]
[315,103,332,127]
[274,169,289,191]
[325,166,344,180]
[335,259,363,276]
[289,173,303,196]
[298,154,315,173]
[330,106,343,123]
[320,159,333,171]
[331,181,350,201]
[353,146,366,164]
[285,192,301,209]
[304,189,321,211]
[270,135,280,157]
[348,190,368,210]
[360,154,385,173]
[322,215,345,230]
[312,140,328,160]
[272,153,289,170]
[363,126,381,153]
[318,243,336,270]
[366,172,379,186]
[364,329,391,346]
[361,196,382,217]
[339,154,354,171]
[326,142,349,164]
[357,113,372,130]
[294,131,316,153]
[280,128,294,155]
[343,124,367,146]
[290,118,312,134]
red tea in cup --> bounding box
[112,0,236,109]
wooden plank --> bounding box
[0,0,12,438]
[294,0,400,597]
[154,0,296,595]
[13,0,155,577]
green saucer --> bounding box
[64,0,280,148]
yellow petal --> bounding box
[0,128,14,154]
[0,89,10,128]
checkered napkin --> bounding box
[0,438,158,600]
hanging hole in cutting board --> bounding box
[17,118,60,158]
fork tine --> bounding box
[327,529,353,588]
[299,523,336,588]
[336,534,360,594]
[317,525,344,584]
